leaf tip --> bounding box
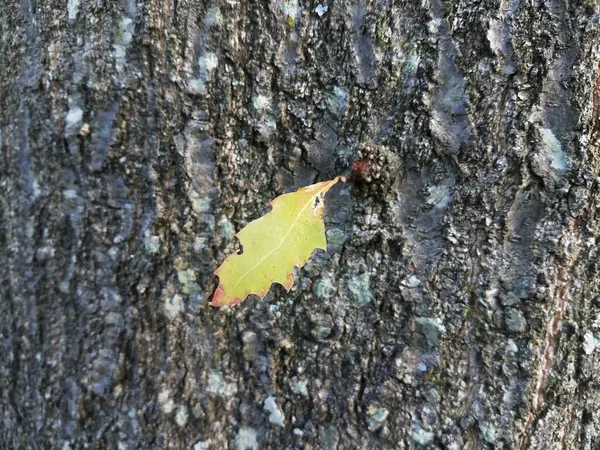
[210,285,245,307]
[209,285,226,307]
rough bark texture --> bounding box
[2,0,600,449]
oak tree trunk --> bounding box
[2,0,600,449]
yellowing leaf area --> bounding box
[211,177,342,307]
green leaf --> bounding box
[211,177,342,307]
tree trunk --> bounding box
[2,0,600,449]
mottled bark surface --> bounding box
[2,0,600,449]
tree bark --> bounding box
[2,0,600,449]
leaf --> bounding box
[211,177,342,307]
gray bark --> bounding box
[2,0,600,449]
